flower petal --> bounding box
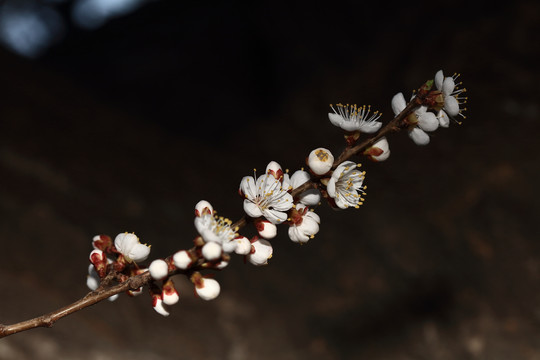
[243,199,263,218]
[434,70,444,91]
[409,128,430,145]
[328,112,344,127]
[358,121,382,133]
[437,110,450,128]
[263,209,288,224]
[444,96,460,117]
[391,92,406,116]
[128,243,151,262]
[442,77,455,96]
[418,112,439,132]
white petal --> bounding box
[288,226,309,243]
[298,189,321,206]
[391,92,406,115]
[326,178,337,198]
[444,96,460,117]
[269,192,294,211]
[239,176,256,199]
[221,239,237,253]
[418,112,439,132]
[290,170,310,189]
[263,209,288,224]
[437,110,450,128]
[128,243,151,262]
[107,294,119,302]
[358,121,382,133]
[304,210,321,225]
[328,112,344,126]
[243,199,263,218]
[409,128,430,145]
[114,233,138,254]
[442,77,455,96]
[434,70,444,90]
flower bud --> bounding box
[233,236,252,255]
[92,235,112,252]
[89,249,107,278]
[162,279,179,305]
[149,259,169,280]
[254,218,277,239]
[266,161,284,180]
[364,137,390,162]
[194,200,213,217]
[202,242,222,261]
[173,250,193,269]
[192,273,221,301]
[307,148,334,175]
[152,294,170,317]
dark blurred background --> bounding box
[0,0,539,359]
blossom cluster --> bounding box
[84,69,466,318]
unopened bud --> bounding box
[254,218,277,239]
[194,200,213,217]
[202,242,222,261]
[307,148,334,175]
[173,250,193,270]
[364,137,390,162]
[149,259,169,280]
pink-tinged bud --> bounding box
[307,148,334,175]
[202,242,222,261]
[152,294,170,317]
[364,137,390,162]
[149,259,169,280]
[233,236,251,255]
[192,273,221,301]
[89,249,107,278]
[92,235,112,252]
[248,237,273,266]
[162,279,179,305]
[194,200,213,217]
[266,161,284,181]
[127,287,143,297]
[173,250,193,270]
[254,218,277,239]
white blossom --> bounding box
[288,204,320,243]
[391,92,439,146]
[194,211,237,245]
[240,162,293,224]
[307,148,334,175]
[326,161,366,209]
[114,232,150,263]
[434,70,467,126]
[328,103,382,133]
